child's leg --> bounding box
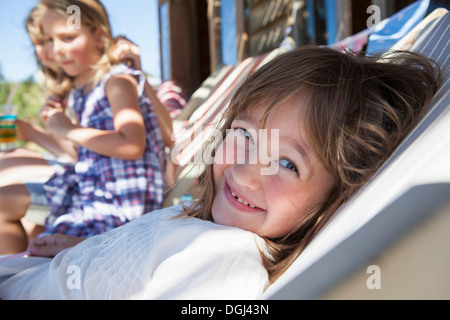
[21,218,46,244]
[0,148,55,187]
[0,148,54,254]
[0,183,32,254]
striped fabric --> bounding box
[174,65,235,122]
[156,80,189,119]
[381,10,449,163]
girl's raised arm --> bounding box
[45,74,147,160]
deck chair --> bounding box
[174,65,235,123]
[366,0,430,54]
[264,10,450,299]
[329,0,433,54]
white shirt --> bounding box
[0,204,269,299]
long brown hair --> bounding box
[182,45,440,284]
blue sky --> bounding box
[0,0,161,83]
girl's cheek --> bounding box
[67,38,89,62]
[35,46,44,61]
[67,46,83,61]
[265,173,301,207]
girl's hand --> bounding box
[114,35,142,70]
[45,108,76,138]
[15,119,38,142]
[29,234,86,257]
[39,95,64,124]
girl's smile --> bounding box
[211,96,336,239]
[224,177,265,213]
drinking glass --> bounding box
[0,104,18,152]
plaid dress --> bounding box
[42,64,165,237]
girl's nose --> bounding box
[230,162,263,191]
[52,39,63,57]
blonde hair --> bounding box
[25,3,72,98]
[26,4,45,47]
[182,46,440,284]
[37,0,119,94]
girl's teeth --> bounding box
[231,191,256,208]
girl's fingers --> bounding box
[29,234,84,257]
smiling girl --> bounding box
[0,45,439,299]
[0,0,165,254]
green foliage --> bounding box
[0,69,45,148]
[0,74,45,125]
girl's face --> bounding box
[212,97,336,238]
[41,9,103,85]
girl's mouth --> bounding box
[224,181,264,212]
[58,57,73,66]
[230,190,257,208]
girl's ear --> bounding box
[94,29,106,50]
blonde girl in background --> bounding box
[0,3,77,244]
[0,45,439,299]
[0,0,167,254]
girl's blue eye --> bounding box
[279,158,298,173]
[237,127,253,142]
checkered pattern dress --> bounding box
[42,64,165,237]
